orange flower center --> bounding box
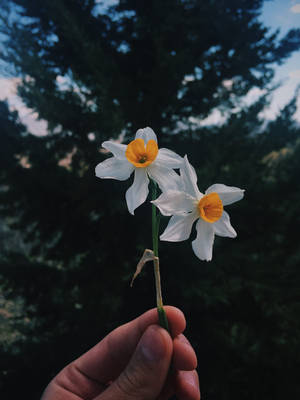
[125,138,158,168]
[198,192,223,223]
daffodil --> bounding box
[152,156,244,261]
[95,127,183,214]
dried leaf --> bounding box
[130,249,158,287]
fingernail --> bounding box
[139,325,166,363]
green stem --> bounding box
[152,182,159,257]
[151,180,169,332]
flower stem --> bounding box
[151,180,169,332]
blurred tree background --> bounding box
[0,0,300,398]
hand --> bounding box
[41,306,200,400]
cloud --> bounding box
[0,77,21,100]
[243,87,266,106]
[290,4,300,13]
[222,79,233,90]
[289,70,300,79]
[0,77,47,135]
[198,109,227,127]
[295,95,300,123]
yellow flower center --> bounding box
[198,192,223,223]
[125,138,158,168]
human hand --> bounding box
[41,306,200,400]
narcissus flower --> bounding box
[95,127,183,214]
[152,156,244,261]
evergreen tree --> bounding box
[0,1,300,399]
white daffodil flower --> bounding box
[152,155,244,261]
[95,127,183,215]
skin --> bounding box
[41,306,200,400]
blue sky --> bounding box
[0,0,299,133]
[262,0,300,36]
[261,0,300,82]
[258,0,300,119]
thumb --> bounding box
[98,325,173,400]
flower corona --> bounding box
[125,138,158,167]
[197,192,223,223]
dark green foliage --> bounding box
[0,1,300,399]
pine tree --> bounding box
[0,1,300,399]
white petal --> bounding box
[125,168,149,215]
[102,141,127,159]
[135,127,157,143]
[148,164,181,192]
[160,212,198,242]
[192,219,215,261]
[180,155,202,199]
[213,211,237,238]
[206,184,244,206]
[95,157,133,180]
[152,190,196,216]
[155,148,183,169]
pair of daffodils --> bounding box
[96,127,244,261]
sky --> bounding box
[0,0,299,134]
[258,0,300,120]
